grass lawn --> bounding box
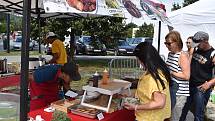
[0,51,41,56]
[71,59,110,90]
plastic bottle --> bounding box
[59,86,65,99]
[4,58,7,73]
[102,68,109,85]
[92,71,99,87]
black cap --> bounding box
[61,62,81,81]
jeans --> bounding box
[170,81,178,110]
[179,86,212,121]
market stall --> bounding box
[29,108,135,121]
[0,0,168,120]
[28,74,135,120]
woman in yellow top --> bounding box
[124,42,171,121]
[46,32,67,65]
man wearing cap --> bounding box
[180,31,215,121]
[29,61,81,111]
[45,32,67,65]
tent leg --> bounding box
[158,21,161,54]
[20,0,31,120]
[6,14,10,53]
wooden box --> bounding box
[51,99,80,113]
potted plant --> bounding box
[51,110,71,121]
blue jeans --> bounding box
[170,81,178,110]
[179,86,212,121]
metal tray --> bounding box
[69,105,102,119]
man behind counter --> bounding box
[45,32,67,65]
[29,61,81,111]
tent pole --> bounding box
[69,28,75,61]
[38,17,41,53]
[158,21,161,54]
[20,0,31,120]
[36,0,41,53]
[6,14,10,53]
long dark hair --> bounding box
[134,42,171,90]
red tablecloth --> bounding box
[0,75,20,88]
[28,108,135,121]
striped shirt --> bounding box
[166,52,189,96]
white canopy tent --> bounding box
[153,0,215,60]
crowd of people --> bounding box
[28,31,215,121]
[124,31,215,121]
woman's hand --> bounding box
[124,103,136,110]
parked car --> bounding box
[127,37,153,46]
[12,36,34,50]
[114,39,135,56]
[75,35,107,55]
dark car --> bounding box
[76,36,107,55]
[114,40,135,56]
[127,37,153,46]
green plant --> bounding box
[51,111,71,121]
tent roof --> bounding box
[0,0,96,18]
[167,0,215,25]
[0,0,169,21]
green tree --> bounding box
[183,0,199,7]
[81,16,127,48]
[171,3,181,11]
[171,0,199,11]
[0,13,9,33]
[124,22,138,38]
[135,23,154,38]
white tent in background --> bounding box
[153,0,215,60]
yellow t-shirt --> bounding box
[135,71,171,121]
[51,39,67,65]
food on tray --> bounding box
[123,97,140,105]
[75,107,97,114]
[122,0,142,18]
[7,62,20,74]
[105,0,120,9]
[51,99,80,113]
[66,0,96,12]
[70,105,101,118]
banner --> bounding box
[43,0,169,23]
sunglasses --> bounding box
[164,42,175,46]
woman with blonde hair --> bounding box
[165,31,190,121]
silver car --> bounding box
[13,36,34,50]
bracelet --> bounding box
[135,105,138,111]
